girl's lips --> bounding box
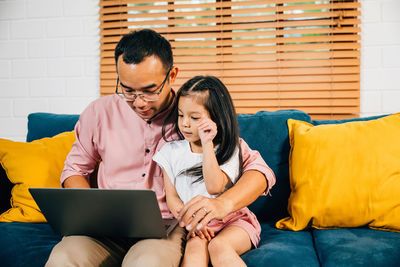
[182,131,192,136]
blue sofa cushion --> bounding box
[313,228,400,266]
[27,112,79,142]
[242,221,319,267]
[312,114,387,125]
[0,222,62,267]
[237,110,311,221]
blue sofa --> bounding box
[1,110,400,267]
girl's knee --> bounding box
[186,236,208,252]
[208,236,228,256]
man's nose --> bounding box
[133,95,147,107]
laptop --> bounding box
[29,188,178,239]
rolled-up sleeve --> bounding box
[60,103,100,185]
[240,138,276,195]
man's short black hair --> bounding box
[114,29,173,72]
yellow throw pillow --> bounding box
[0,131,75,222]
[276,114,400,233]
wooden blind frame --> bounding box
[99,0,361,119]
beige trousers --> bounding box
[45,226,185,267]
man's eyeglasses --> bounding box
[115,67,172,102]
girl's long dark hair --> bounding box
[162,76,243,184]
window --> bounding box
[100,0,360,119]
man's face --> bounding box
[116,55,178,119]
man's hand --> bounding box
[197,117,217,146]
[178,195,232,238]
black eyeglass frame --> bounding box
[115,67,172,102]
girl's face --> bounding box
[177,95,210,146]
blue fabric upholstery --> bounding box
[242,222,320,267]
[238,110,311,221]
[0,222,61,267]
[312,114,387,125]
[26,112,79,142]
[313,228,400,266]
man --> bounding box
[46,29,275,267]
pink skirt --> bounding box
[207,207,261,247]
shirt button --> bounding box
[145,149,150,153]
[142,173,146,177]
[147,120,151,124]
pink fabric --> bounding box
[61,94,275,218]
[207,207,261,248]
[239,138,276,194]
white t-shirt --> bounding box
[153,140,240,204]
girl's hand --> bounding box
[197,117,217,146]
[187,226,215,241]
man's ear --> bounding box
[169,66,179,84]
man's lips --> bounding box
[136,109,151,116]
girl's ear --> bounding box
[169,66,179,85]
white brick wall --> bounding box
[0,0,399,141]
[361,0,400,116]
[0,0,99,141]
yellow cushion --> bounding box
[276,114,400,232]
[0,131,75,222]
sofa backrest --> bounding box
[237,110,311,221]
[26,113,80,142]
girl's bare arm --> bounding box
[197,117,229,195]
[162,169,184,218]
[202,142,230,195]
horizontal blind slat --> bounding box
[100,59,361,71]
[100,26,361,43]
[101,34,361,51]
[100,4,359,21]
[101,66,360,79]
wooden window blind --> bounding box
[100,0,361,119]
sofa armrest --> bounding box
[0,165,12,214]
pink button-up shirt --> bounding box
[61,94,275,218]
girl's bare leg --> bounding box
[181,236,209,267]
[208,226,252,267]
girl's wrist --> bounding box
[201,140,214,150]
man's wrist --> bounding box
[216,194,234,216]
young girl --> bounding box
[153,76,261,267]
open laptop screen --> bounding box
[29,188,177,238]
